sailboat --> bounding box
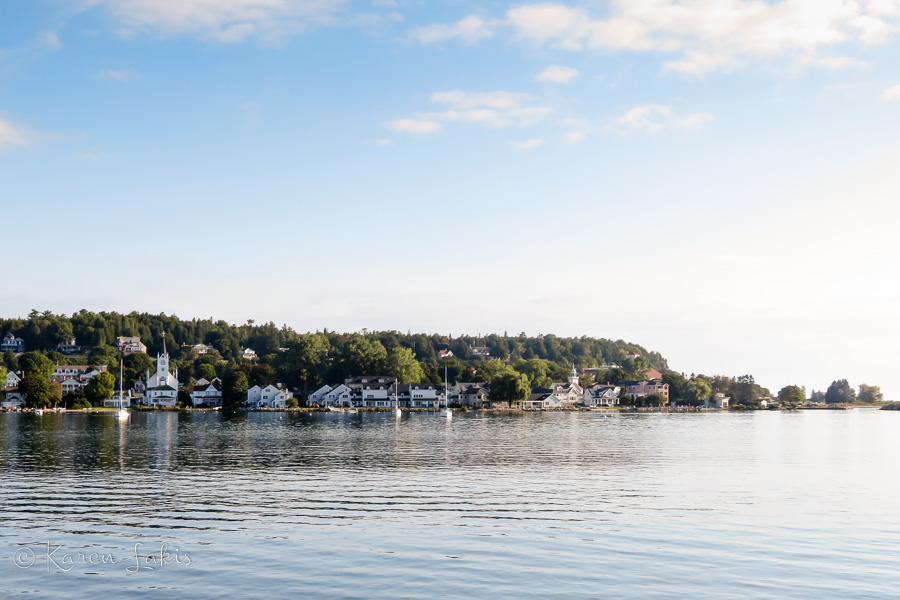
[394,383,402,418]
[115,359,130,420]
[443,364,452,418]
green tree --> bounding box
[490,371,530,407]
[85,371,116,404]
[684,378,713,406]
[857,384,883,404]
[662,371,688,403]
[343,335,388,376]
[19,352,54,408]
[286,397,299,408]
[777,385,806,406]
[386,347,425,383]
[825,379,856,404]
[477,360,515,383]
[123,352,155,388]
[0,365,6,389]
[621,356,650,381]
[2,350,17,371]
[643,392,668,407]
[514,359,552,389]
[88,344,119,370]
[198,363,217,381]
[223,369,249,408]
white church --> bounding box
[144,339,179,407]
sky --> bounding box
[2,0,899,400]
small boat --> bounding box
[34,409,44,415]
[393,388,402,417]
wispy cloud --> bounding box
[0,116,61,151]
[883,85,900,100]
[89,0,348,42]
[816,56,870,70]
[409,15,495,45]
[535,65,579,84]
[387,91,554,134]
[607,105,715,134]
[511,138,544,150]
[413,1,900,75]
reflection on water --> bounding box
[2,410,899,599]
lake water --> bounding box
[1,409,899,599]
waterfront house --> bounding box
[144,343,179,407]
[132,377,146,397]
[60,378,84,395]
[191,377,223,407]
[516,392,554,409]
[1,391,25,409]
[308,384,353,407]
[104,390,132,408]
[624,381,670,404]
[52,364,106,383]
[246,384,292,409]
[239,347,257,361]
[396,383,446,408]
[345,376,396,407]
[459,383,490,408]
[547,367,584,406]
[115,336,147,354]
[1,332,25,353]
[583,384,621,407]
[701,393,730,409]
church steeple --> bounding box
[569,366,579,386]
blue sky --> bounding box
[3,0,899,399]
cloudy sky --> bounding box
[3,0,899,399]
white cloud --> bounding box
[409,15,495,45]
[386,118,443,134]
[511,138,545,150]
[0,117,61,151]
[883,84,900,100]
[816,56,871,69]
[0,118,30,150]
[564,131,586,144]
[535,65,579,84]
[388,91,554,135]
[91,0,347,42]
[418,1,900,75]
[607,105,714,133]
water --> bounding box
[1,410,899,599]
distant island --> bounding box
[0,309,886,412]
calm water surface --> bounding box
[1,410,899,599]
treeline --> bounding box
[1,310,667,400]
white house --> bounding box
[55,338,82,354]
[470,345,490,357]
[115,336,147,354]
[516,392,555,409]
[583,384,621,407]
[396,383,446,409]
[191,377,223,407]
[309,384,353,407]
[52,365,104,383]
[1,332,25,353]
[104,390,132,408]
[191,343,213,356]
[246,384,292,409]
[60,378,84,395]
[4,370,21,389]
[547,367,584,406]
[438,349,454,359]
[701,393,730,409]
[239,347,257,361]
[458,384,490,408]
[345,376,396,407]
[144,343,179,407]
[1,391,25,409]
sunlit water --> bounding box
[1,410,899,599]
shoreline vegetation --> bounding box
[0,309,888,412]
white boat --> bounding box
[115,359,130,420]
[393,387,402,418]
[442,364,452,418]
[34,409,44,415]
